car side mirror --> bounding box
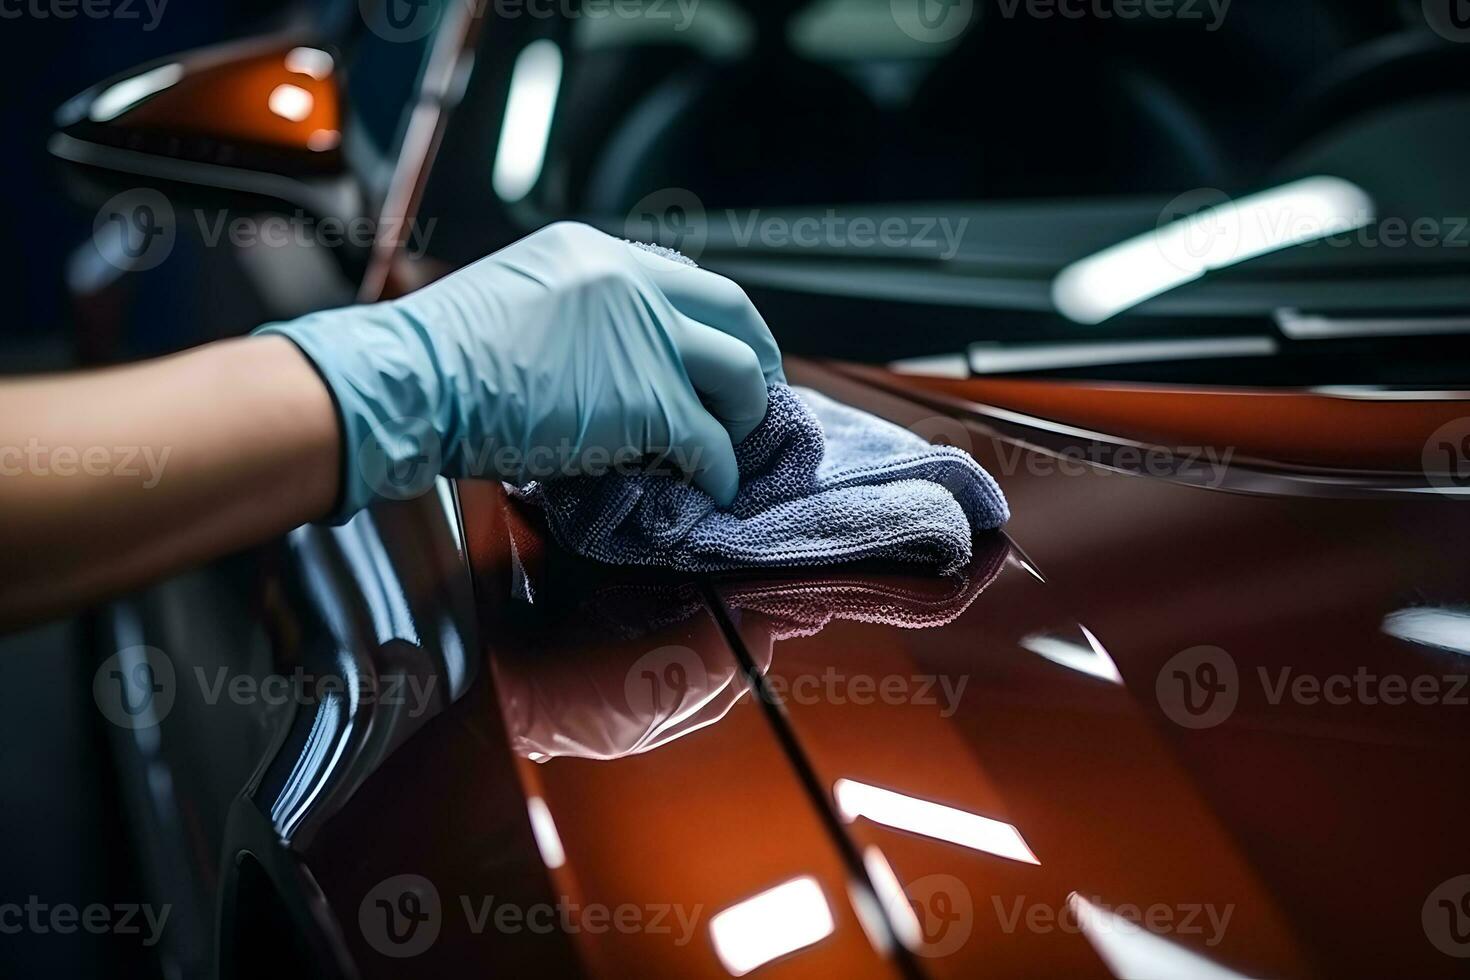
[50,36,361,222]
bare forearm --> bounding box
[0,336,339,628]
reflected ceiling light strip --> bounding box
[1067,893,1252,980]
[833,779,1040,865]
[268,83,314,122]
[862,847,922,951]
[1020,625,1124,685]
[889,352,971,378]
[526,796,566,869]
[709,876,835,977]
[1382,608,1470,656]
[492,39,563,202]
[969,336,1276,375]
[88,63,184,122]
[1052,176,1374,324]
[1277,308,1470,340]
[1310,386,1470,401]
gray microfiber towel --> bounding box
[523,384,1008,575]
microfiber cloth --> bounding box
[522,384,1008,575]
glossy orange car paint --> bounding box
[421,358,1470,978]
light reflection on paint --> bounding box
[1382,607,1470,656]
[862,846,922,950]
[268,83,314,122]
[1068,893,1251,979]
[1021,625,1124,684]
[526,796,566,869]
[284,46,334,80]
[833,778,1039,865]
[709,876,835,976]
[89,63,184,122]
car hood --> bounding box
[293,359,1470,979]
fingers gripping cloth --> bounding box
[523,384,1009,575]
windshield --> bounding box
[439,0,1470,384]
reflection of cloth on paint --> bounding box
[497,535,1008,763]
[723,533,1009,641]
[525,385,1009,575]
[495,582,760,764]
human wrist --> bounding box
[253,303,447,522]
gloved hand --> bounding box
[256,222,784,522]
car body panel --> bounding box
[871,371,1470,473]
[127,352,1470,978]
[768,360,1470,977]
[457,479,907,979]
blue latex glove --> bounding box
[256,222,784,522]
